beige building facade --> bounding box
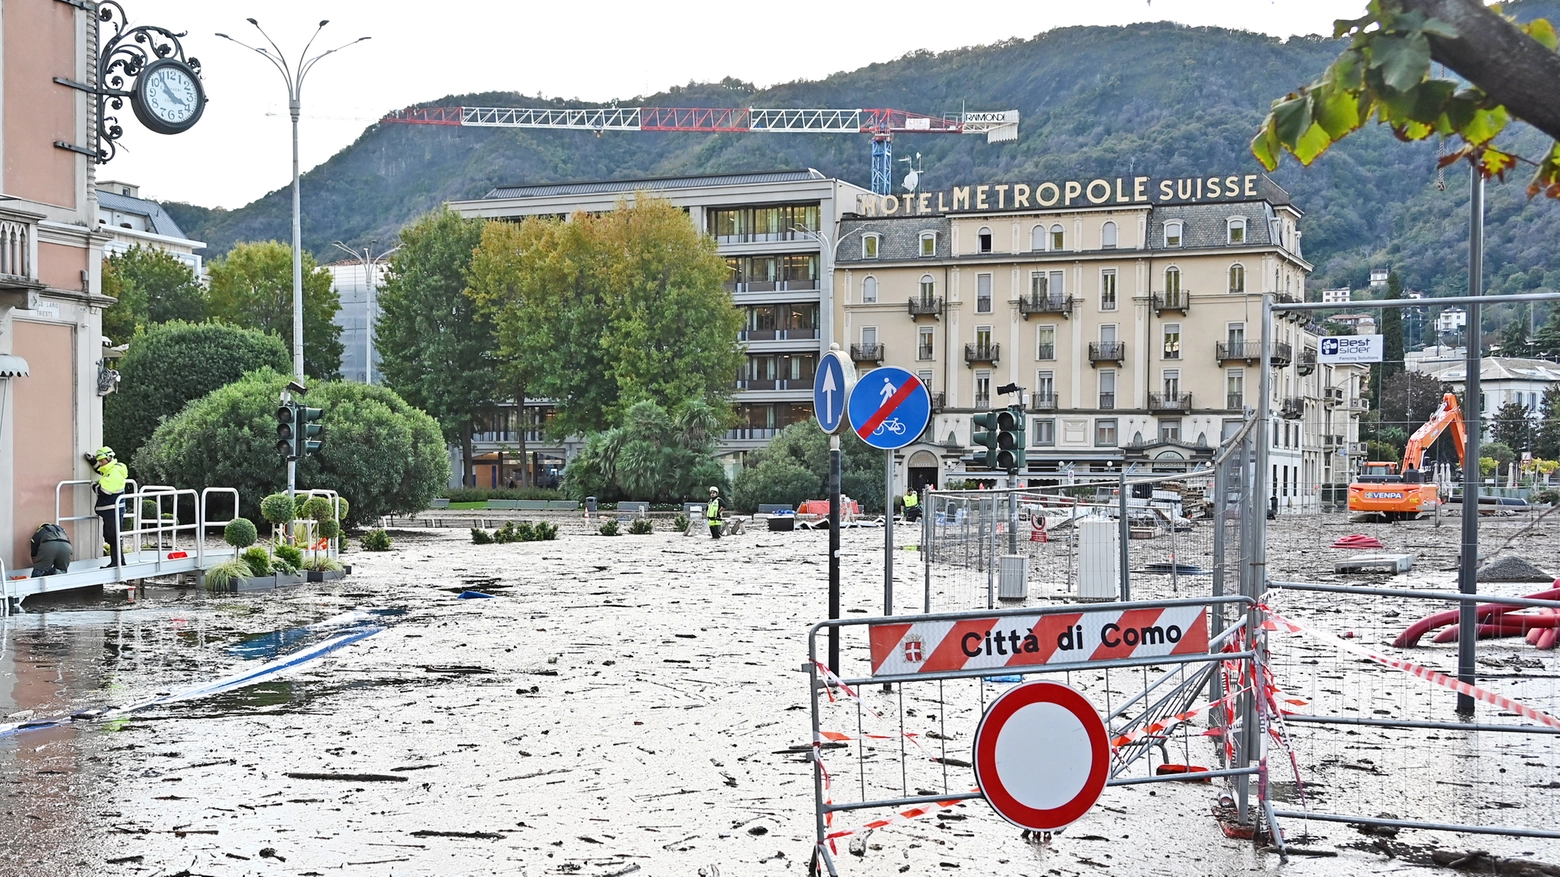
[0,1,119,572]
[834,176,1366,512]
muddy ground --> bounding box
[2,508,1559,876]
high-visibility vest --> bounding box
[903,492,919,509]
[96,461,128,495]
[706,498,721,520]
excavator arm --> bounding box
[1402,392,1468,472]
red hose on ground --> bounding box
[1392,586,1560,648]
[1432,614,1560,643]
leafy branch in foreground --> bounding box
[1253,0,1560,197]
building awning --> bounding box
[0,354,28,377]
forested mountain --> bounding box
[164,0,1560,310]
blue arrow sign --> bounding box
[848,366,931,451]
[813,351,855,435]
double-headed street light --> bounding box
[216,19,368,382]
[331,241,398,385]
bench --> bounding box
[516,500,551,511]
[546,500,581,511]
[617,501,650,519]
[757,503,793,515]
[485,499,521,510]
[429,498,451,509]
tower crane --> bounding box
[380,104,1020,195]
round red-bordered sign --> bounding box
[973,680,1109,831]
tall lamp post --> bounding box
[332,241,398,384]
[217,19,368,382]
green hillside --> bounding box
[164,2,1560,309]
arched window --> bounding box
[862,276,878,303]
[919,274,935,301]
[1050,225,1064,251]
[1101,221,1118,249]
[919,231,937,257]
[862,234,880,259]
[1031,225,1046,251]
[1227,217,1246,244]
[977,226,993,253]
[1164,266,1181,295]
[1163,221,1183,248]
[1229,263,1245,293]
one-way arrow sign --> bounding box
[814,349,855,435]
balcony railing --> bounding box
[1025,393,1057,413]
[1036,344,1055,361]
[735,378,814,391]
[1271,341,1293,367]
[1149,392,1192,412]
[723,279,820,293]
[1323,387,1344,407]
[1151,291,1190,313]
[1216,340,1260,362]
[1226,393,1245,410]
[0,217,41,309]
[973,395,991,410]
[1323,434,1345,449]
[737,328,820,342]
[1280,397,1305,420]
[917,346,934,361]
[1088,341,1125,365]
[1297,348,1317,375]
[1018,294,1075,319]
[725,427,780,441]
[908,296,944,317]
[1348,396,1369,412]
[850,343,884,363]
[930,391,946,412]
[964,343,999,365]
[1098,392,1116,410]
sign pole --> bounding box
[829,434,842,674]
[1457,170,1485,715]
[884,448,894,617]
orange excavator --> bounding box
[1348,392,1467,521]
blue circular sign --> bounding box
[847,366,931,451]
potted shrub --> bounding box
[260,492,297,539]
[306,556,346,582]
[203,559,252,593]
[222,518,275,590]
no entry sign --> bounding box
[973,681,1109,832]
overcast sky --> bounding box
[103,0,1370,210]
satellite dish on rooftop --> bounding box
[900,152,923,194]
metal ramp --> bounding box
[3,484,243,613]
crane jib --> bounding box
[383,105,1017,137]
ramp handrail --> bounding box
[199,488,240,565]
[115,486,199,576]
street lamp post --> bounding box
[332,241,398,384]
[217,19,368,382]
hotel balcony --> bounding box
[1271,342,1293,367]
[1150,291,1190,314]
[849,343,884,364]
[1296,347,1317,375]
[964,343,1000,365]
[1017,293,1075,319]
[1088,341,1125,366]
[907,296,944,318]
[1029,393,1058,412]
[1216,341,1261,364]
[1148,392,1192,412]
[1280,397,1305,420]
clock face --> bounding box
[132,59,205,135]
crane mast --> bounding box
[381,105,1020,195]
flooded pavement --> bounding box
[1,513,1558,876]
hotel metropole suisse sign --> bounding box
[855,173,1269,216]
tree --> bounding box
[100,246,205,343]
[1491,400,1535,453]
[104,321,290,470]
[1376,370,1450,445]
[1254,0,1560,197]
[1535,385,1560,459]
[560,400,728,503]
[1372,269,1406,404]
[205,241,344,380]
[374,209,499,488]
[468,197,744,437]
[133,368,448,525]
[731,422,886,514]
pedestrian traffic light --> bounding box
[294,406,324,457]
[997,404,1027,473]
[972,410,1001,469]
[275,402,298,460]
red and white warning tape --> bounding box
[1262,607,1560,732]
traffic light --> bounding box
[972,410,1001,469]
[276,402,298,460]
[294,406,324,457]
[997,404,1027,473]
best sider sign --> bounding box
[1318,334,1384,364]
[867,604,1210,677]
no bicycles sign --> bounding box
[847,366,930,451]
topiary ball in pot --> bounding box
[318,518,340,539]
[334,497,350,522]
[224,517,258,549]
[260,492,296,525]
[300,496,334,522]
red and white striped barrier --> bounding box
[868,605,1210,677]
